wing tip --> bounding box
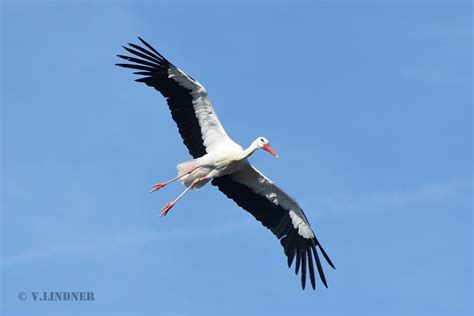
[288,236,334,290]
[136,36,169,63]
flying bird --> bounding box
[116,37,335,290]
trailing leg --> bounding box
[160,177,207,216]
[150,166,198,193]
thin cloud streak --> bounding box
[401,64,469,85]
[1,222,251,268]
[316,178,472,215]
[3,179,471,268]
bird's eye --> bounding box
[260,138,264,142]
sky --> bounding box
[1,1,472,315]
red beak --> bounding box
[262,144,279,158]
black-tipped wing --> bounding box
[116,37,232,158]
[212,163,335,290]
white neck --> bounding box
[240,141,259,160]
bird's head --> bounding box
[255,137,279,158]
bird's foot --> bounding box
[160,202,175,216]
[150,182,167,193]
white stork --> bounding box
[116,37,335,290]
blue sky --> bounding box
[1,1,472,315]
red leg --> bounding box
[150,166,198,193]
[159,202,176,216]
[159,176,207,216]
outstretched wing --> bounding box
[116,37,232,158]
[212,163,335,290]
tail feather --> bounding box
[176,160,210,189]
[177,160,197,187]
